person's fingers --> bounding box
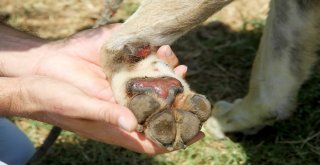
[41,114,168,155]
[62,69,114,102]
[186,132,205,146]
[173,65,188,78]
[23,76,137,132]
[30,92,202,155]
[156,45,179,68]
[37,111,203,155]
[36,56,115,102]
[59,94,137,132]
[57,23,122,65]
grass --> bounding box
[1,0,320,164]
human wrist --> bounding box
[0,76,49,119]
[0,24,49,76]
[0,77,22,116]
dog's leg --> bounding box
[102,0,233,65]
[206,0,320,138]
[101,0,233,149]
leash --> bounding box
[27,126,62,164]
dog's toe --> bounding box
[145,109,176,147]
[128,94,160,124]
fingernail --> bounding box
[181,65,188,72]
[164,45,173,56]
[118,116,134,132]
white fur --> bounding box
[111,54,190,106]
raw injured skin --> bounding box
[108,47,211,150]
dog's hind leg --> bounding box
[206,0,320,138]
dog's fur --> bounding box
[101,0,320,142]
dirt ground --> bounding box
[0,0,270,38]
[214,0,269,28]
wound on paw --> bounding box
[127,77,183,103]
[135,45,151,58]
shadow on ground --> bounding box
[173,21,320,165]
[32,140,162,165]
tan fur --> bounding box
[206,0,320,137]
[100,0,320,139]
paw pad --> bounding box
[126,76,211,150]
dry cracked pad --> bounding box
[127,76,211,150]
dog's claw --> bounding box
[136,124,144,132]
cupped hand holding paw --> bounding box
[0,24,204,154]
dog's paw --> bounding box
[108,47,211,150]
[205,99,248,138]
[205,99,274,138]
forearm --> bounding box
[0,24,47,76]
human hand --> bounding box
[0,24,203,154]
[32,24,188,102]
[6,47,199,154]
